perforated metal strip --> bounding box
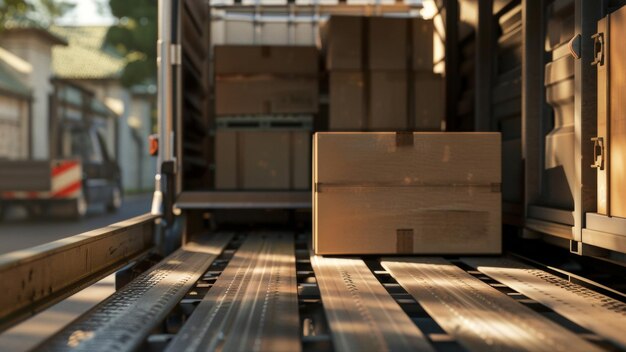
[312,256,434,352]
[37,234,234,352]
[463,257,626,350]
[165,233,299,352]
[382,257,601,352]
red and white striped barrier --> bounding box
[2,160,82,200]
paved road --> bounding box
[0,193,153,255]
[0,193,152,350]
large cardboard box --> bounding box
[313,132,502,255]
[216,129,310,190]
[329,71,365,130]
[413,72,444,130]
[368,17,408,70]
[214,45,319,75]
[412,19,435,71]
[215,76,319,115]
[369,71,408,130]
[326,16,364,70]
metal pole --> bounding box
[152,0,175,216]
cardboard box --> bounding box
[369,71,408,130]
[329,71,409,131]
[313,132,502,255]
[216,129,310,190]
[412,19,435,71]
[215,76,319,115]
[413,72,444,130]
[326,16,364,70]
[214,45,319,75]
[368,17,408,70]
[329,71,365,130]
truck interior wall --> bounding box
[175,0,626,260]
[455,0,477,131]
[522,0,600,250]
[180,0,212,191]
[211,20,317,46]
[493,1,524,226]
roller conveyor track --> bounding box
[381,258,602,352]
[165,233,299,352]
[31,232,626,352]
[311,255,434,352]
[36,234,233,352]
[463,257,626,350]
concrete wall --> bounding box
[126,96,157,191]
[0,34,54,160]
[83,81,156,192]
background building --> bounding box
[0,18,66,160]
[51,25,156,193]
[0,49,32,160]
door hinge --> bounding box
[591,137,605,169]
[170,44,182,66]
[591,32,604,66]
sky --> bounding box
[56,0,115,26]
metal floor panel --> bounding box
[382,258,602,352]
[311,256,434,352]
[165,233,299,352]
[463,257,626,350]
[36,234,234,352]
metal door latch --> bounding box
[591,137,605,169]
[171,44,182,66]
[568,34,581,59]
[591,32,604,66]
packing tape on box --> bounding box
[395,132,414,147]
[396,229,414,253]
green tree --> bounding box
[104,0,157,87]
[0,0,31,29]
[0,0,75,30]
[36,0,75,22]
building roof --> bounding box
[0,55,31,98]
[2,16,67,46]
[51,26,126,80]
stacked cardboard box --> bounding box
[215,117,311,190]
[313,132,502,255]
[213,46,319,190]
[214,45,319,115]
[325,16,444,131]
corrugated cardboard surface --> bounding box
[215,131,239,189]
[326,16,364,70]
[329,71,409,131]
[413,72,444,130]
[412,19,434,71]
[369,71,408,130]
[214,45,319,75]
[241,132,291,189]
[215,76,319,115]
[329,71,365,130]
[313,132,502,255]
[315,187,501,255]
[368,17,408,70]
[216,130,310,190]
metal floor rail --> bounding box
[31,232,626,352]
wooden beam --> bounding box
[0,214,157,332]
